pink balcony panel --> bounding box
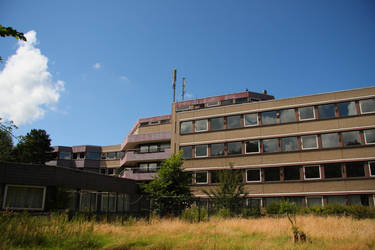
[121,131,171,150]
[121,148,171,166]
[121,170,156,181]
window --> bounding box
[149,145,158,153]
[281,137,298,152]
[195,144,208,158]
[139,163,148,172]
[342,131,361,146]
[244,113,258,126]
[323,163,342,178]
[140,145,149,153]
[196,171,208,184]
[80,191,97,212]
[180,121,193,134]
[280,109,296,123]
[348,195,369,206]
[364,129,375,144]
[306,197,322,207]
[304,165,320,179]
[227,142,242,155]
[261,111,277,125]
[211,171,219,183]
[227,115,241,129]
[318,104,335,119]
[59,151,71,160]
[181,146,192,159]
[107,168,114,175]
[101,193,116,212]
[211,143,224,156]
[206,101,219,107]
[338,101,357,117]
[235,97,248,104]
[369,162,375,177]
[264,167,280,181]
[359,98,375,114]
[284,166,300,180]
[221,99,233,106]
[86,152,99,160]
[299,106,315,120]
[107,152,116,159]
[346,162,365,177]
[247,198,261,208]
[326,196,346,205]
[118,151,125,159]
[3,185,46,210]
[148,163,158,172]
[195,119,208,132]
[301,135,318,149]
[210,117,224,131]
[101,153,107,160]
[263,138,279,153]
[246,169,261,182]
[160,119,170,124]
[245,140,260,154]
[321,133,339,148]
[160,143,170,151]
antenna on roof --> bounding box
[172,69,177,103]
[182,77,186,101]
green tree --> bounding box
[142,151,191,216]
[279,200,306,243]
[203,164,246,215]
[0,25,27,61]
[0,130,13,162]
[12,129,53,164]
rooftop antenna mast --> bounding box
[172,69,177,103]
[182,77,186,101]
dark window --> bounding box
[244,113,258,126]
[281,137,298,152]
[211,143,224,156]
[263,139,279,153]
[228,142,242,155]
[235,97,248,104]
[160,119,170,124]
[196,171,208,184]
[301,135,318,149]
[264,167,280,181]
[180,121,193,134]
[306,197,322,206]
[101,153,106,160]
[304,166,320,179]
[149,145,158,153]
[326,196,346,205]
[195,144,208,157]
[195,119,208,132]
[323,163,342,178]
[364,129,375,144]
[342,131,361,146]
[321,133,339,148]
[359,98,375,114]
[108,168,114,175]
[79,152,85,159]
[221,99,233,106]
[160,143,170,151]
[227,115,241,129]
[211,171,219,184]
[181,146,192,159]
[59,152,71,160]
[338,101,357,117]
[140,122,149,127]
[247,198,261,208]
[318,104,335,119]
[246,169,261,182]
[346,162,365,177]
[72,153,77,159]
[100,169,106,174]
[370,162,375,176]
[261,111,277,125]
[280,109,296,123]
[86,152,99,160]
[299,106,315,120]
[284,166,300,180]
[210,117,224,131]
[245,140,259,154]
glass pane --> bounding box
[227,115,241,129]
[221,99,233,105]
[307,197,322,207]
[281,137,298,152]
[263,139,279,153]
[338,101,357,117]
[304,166,320,179]
[280,109,296,123]
[181,146,192,159]
[301,135,318,149]
[247,198,261,208]
[180,121,193,134]
[210,117,224,131]
[318,104,335,119]
[299,106,315,120]
[149,163,158,171]
[364,129,375,144]
[284,166,300,180]
[348,195,362,205]
[235,97,248,104]
[370,162,375,176]
[359,98,375,114]
[107,152,115,159]
[346,162,365,177]
[327,196,346,205]
[211,143,224,156]
[149,145,158,152]
[261,111,277,125]
[323,163,342,178]
[264,167,280,181]
[86,152,99,160]
[195,119,208,132]
[321,133,339,148]
[244,113,258,126]
[228,142,242,155]
[342,131,361,146]
[5,186,44,209]
[246,169,261,182]
[245,140,259,153]
[196,172,208,183]
[195,144,208,157]
[211,171,219,183]
[59,152,71,160]
[140,145,148,153]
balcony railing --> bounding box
[120,148,171,166]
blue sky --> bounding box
[1,0,374,147]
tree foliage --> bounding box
[0,25,27,62]
[0,130,13,162]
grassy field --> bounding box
[1,213,375,249]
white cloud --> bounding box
[93,62,101,69]
[120,75,129,81]
[0,30,65,125]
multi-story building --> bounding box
[49,86,375,207]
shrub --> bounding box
[266,202,281,215]
[241,207,261,218]
[181,204,208,223]
[215,208,231,218]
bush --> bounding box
[181,204,208,223]
[300,204,375,219]
[241,207,261,217]
[215,208,231,218]
[266,202,281,215]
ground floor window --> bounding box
[195,171,208,184]
[246,198,261,208]
[326,195,346,205]
[3,185,46,210]
[80,191,97,212]
[306,197,322,207]
[101,192,117,212]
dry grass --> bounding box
[94,216,375,249]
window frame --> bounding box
[298,106,316,121]
[364,129,375,145]
[3,184,47,211]
[195,171,208,184]
[281,136,298,152]
[210,143,225,157]
[245,140,260,154]
[244,113,259,127]
[210,117,225,131]
[181,146,193,159]
[246,169,262,183]
[337,101,357,117]
[195,144,208,158]
[341,131,362,147]
[279,108,296,124]
[227,141,243,155]
[369,161,375,177]
[321,132,340,149]
[303,165,321,180]
[317,103,336,119]
[359,98,375,114]
[306,196,323,207]
[180,121,193,134]
[261,110,278,125]
[301,135,318,150]
[227,115,242,129]
[195,119,208,132]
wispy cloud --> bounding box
[0,30,65,125]
[120,75,129,82]
[93,62,101,69]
